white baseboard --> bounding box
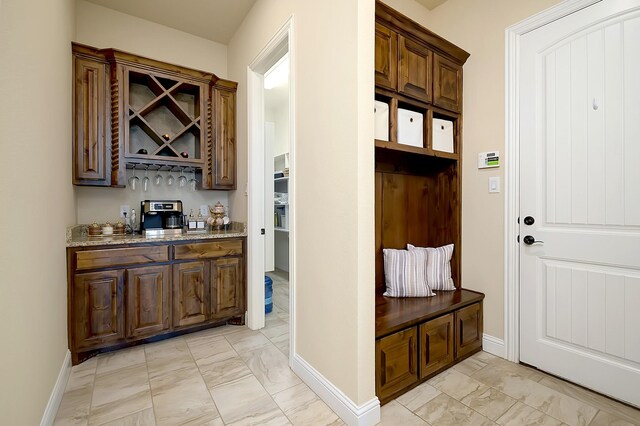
[291,354,380,426]
[483,334,506,358]
[40,350,71,426]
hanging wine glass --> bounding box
[188,169,197,192]
[142,166,150,192]
[178,167,187,188]
[128,166,139,191]
[166,168,175,186]
[153,166,163,186]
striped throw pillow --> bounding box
[383,248,435,297]
[407,243,456,291]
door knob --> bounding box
[524,216,535,225]
[523,235,544,245]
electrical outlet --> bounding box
[120,205,130,218]
[200,205,209,216]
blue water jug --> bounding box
[265,275,273,314]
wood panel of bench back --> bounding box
[375,148,461,294]
[375,289,484,338]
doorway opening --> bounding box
[247,18,295,362]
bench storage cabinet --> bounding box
[375,290,484,404]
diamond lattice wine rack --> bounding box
[125,69,206,166]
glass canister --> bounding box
[209,201,225,230]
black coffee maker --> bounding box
[140,200,183,236]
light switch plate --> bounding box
[489,177,500,193]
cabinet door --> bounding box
[420,314,454,379]
[173,261,209,327]
[126,265,170,338]
[73,55,109,186]
[433,53,462,112]
[375,23,398,90]
[73,270,124,350]
[455,302,483,359]
[211,257,244,319]
[213,84,237,189]
[398,35,432,102]
[376,328,418,402]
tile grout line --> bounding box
[184,334,227,424]
[141,344,160,426]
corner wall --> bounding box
[0,0,77,423]
[228,0,376,411]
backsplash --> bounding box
[75,170,229,224]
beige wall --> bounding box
[74,0,233,222]
[75,0,227,77]
[228,0,375,406]
[382,0,561,339]
[0,0,76,423]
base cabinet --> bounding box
[375,301,483,404]
[68,238,246,364]
[376,328,418,401]
[73,270,124,350]
[420,313,454,379]
[173,261,209,328]
[455,302,483,359]
[126,265,170,338]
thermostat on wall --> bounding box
[478,151,500,169]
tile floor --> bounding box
[54,270,640,425]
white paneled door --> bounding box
[520,0,640,407]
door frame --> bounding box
[247,17,296,359]
[504,0,601,363]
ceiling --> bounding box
[85,0,257,44]
[415,0,448,11]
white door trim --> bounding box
[504,0,602,363]
[247,17,296,360]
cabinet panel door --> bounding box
[173,261,209,327]
[126,265,170,338]
[375,23,398,90]
[73,56,109,185]
[398,35,432,102]
[420,314,454,378]
[211,257,244,319]
[73,270,124,350]
[455,302,483,359]
[433,53,462,112]
[376,328,418,402]
[213,86,236,189]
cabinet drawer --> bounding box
[174,239,243,260]
[75,245,169,270]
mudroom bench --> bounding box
[375,289,485,404]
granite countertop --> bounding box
[66,222,247,247]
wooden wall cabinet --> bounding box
[376,328,418,401]
[212,82,237,189]
[68,237,246,364]
[73,54,110,186]
[375,23,398,91]
[398,35,432,102]
[433,53,462,113]
[71,43,237,189]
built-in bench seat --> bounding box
[375,288,485,404]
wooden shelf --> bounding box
[375,139,459,161]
